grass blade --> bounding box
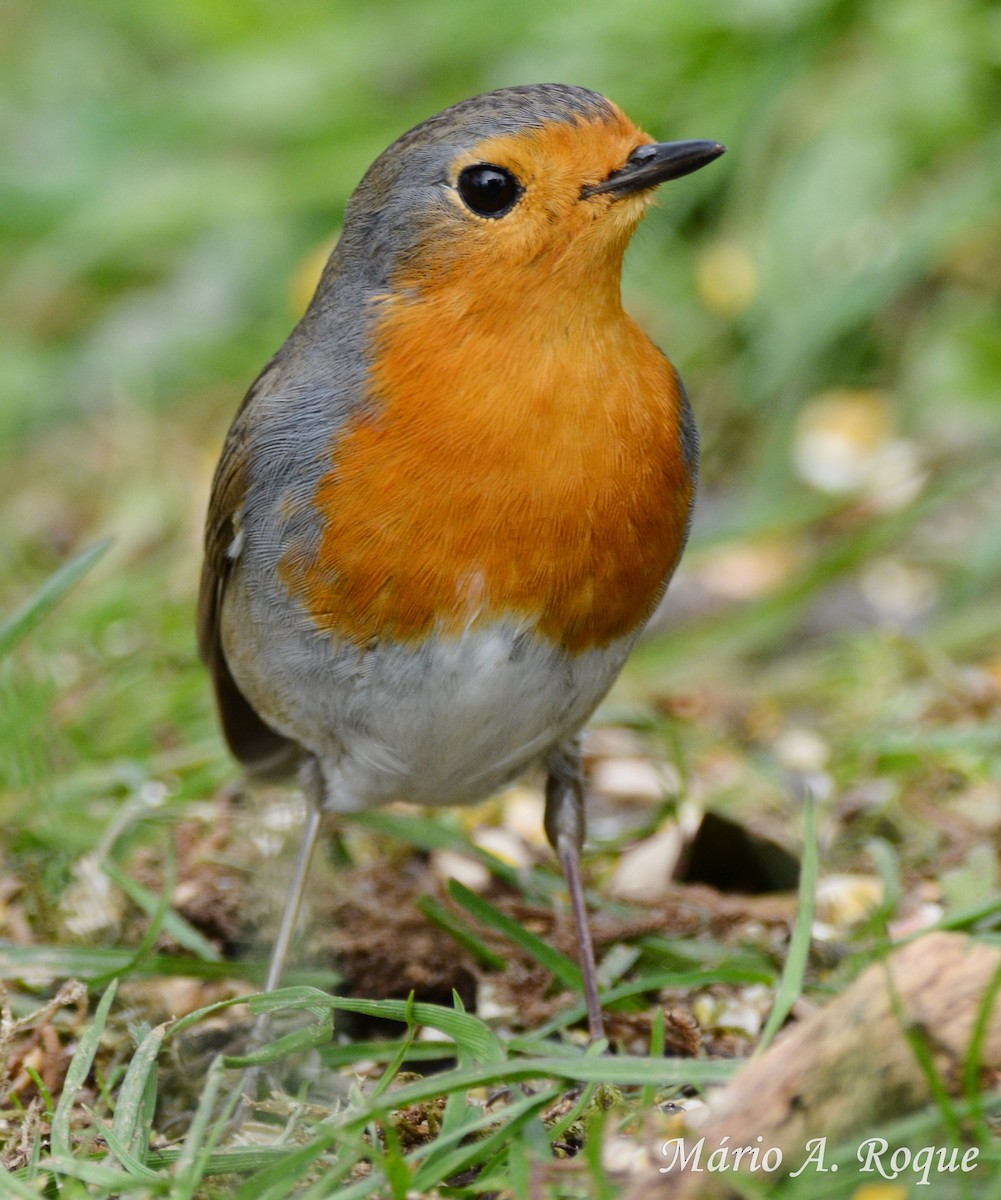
[50,980,118,1156]
[41,1155,142,1189]
[103,858,222,962]
[410,1085,557,1194]
[87,1114,162,1182]
[109,1021,168,1165]
[964,956,1001,1139]
[222,1017,333,1068]
[448,879,583,991]
[316,993,505,1065]
[330,1053,734,1131]
[170,1055,242,1200]
[416,894,508,971]
[320,1038,467,1068]
[0,1165,51,1199]
[0,942,337,987]
[0,539,111,659]
[756,783,817,1053]
[231,1131,339,1200]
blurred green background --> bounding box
[2,0,1000,862]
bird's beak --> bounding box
[583,139,726,199]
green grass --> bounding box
[3,0,1001,1195]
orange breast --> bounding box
[281,281,693,653]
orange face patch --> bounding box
[280,111,694,652]
[404,105,656,292]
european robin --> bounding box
[198,83,724,1040]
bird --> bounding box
[198,83,724,1042]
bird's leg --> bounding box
[544,740,605,1042]
[261,800,324,996]
[240,764,325,1105]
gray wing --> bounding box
[197,366,301,777]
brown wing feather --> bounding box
[198,376,300,776]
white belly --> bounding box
[221,579,635,811]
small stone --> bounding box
[608,826,685,901]
[471,826,532,868]
[814,874,884,934]
[428,849,490,891]
[591,757,677,802]
[773,728,830,773]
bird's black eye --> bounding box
[457,164,522,217]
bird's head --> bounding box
[330,84,725,306]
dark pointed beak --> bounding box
[583,139,726,199]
